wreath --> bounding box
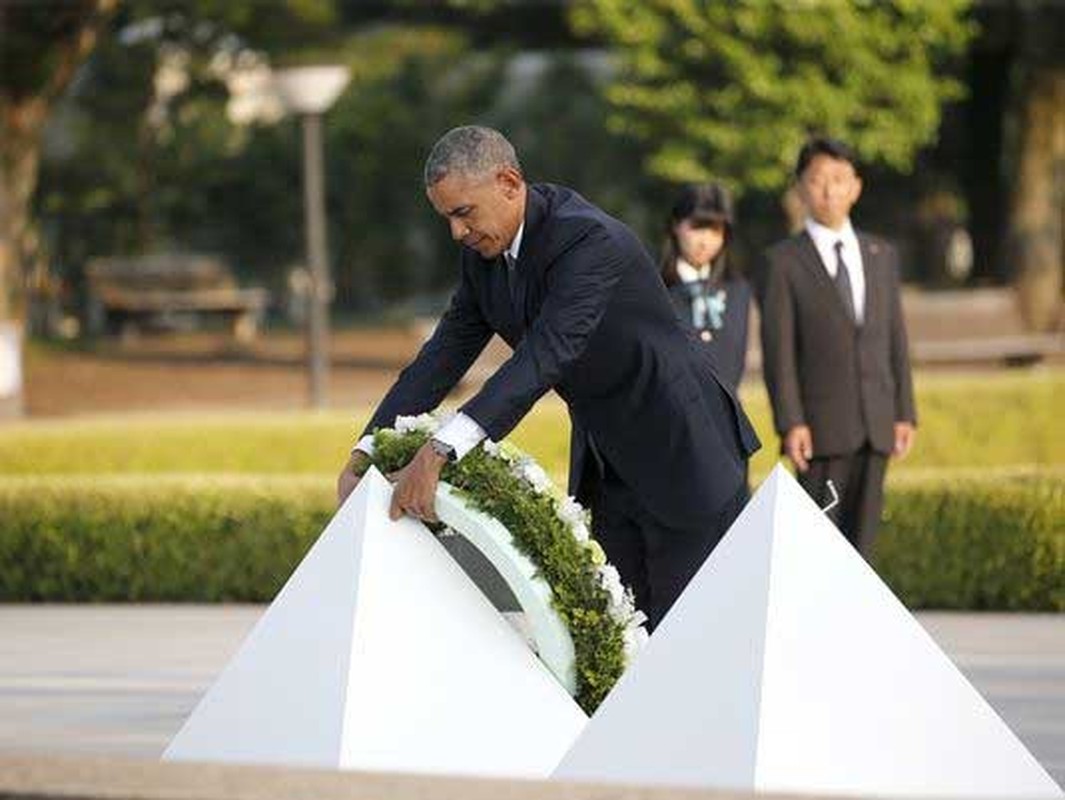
[370,414,648,714]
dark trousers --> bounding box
[798,445,888,558]
[589,462,748,632]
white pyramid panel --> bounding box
[165,468,587,778]
[555,465,1062,798]
[552,472,779,788]
[755,470,1060,797]
[163,466,370,766]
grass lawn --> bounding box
[2,369,1061,488]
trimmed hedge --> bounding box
[1,472,1061,610]
[876,471,1064,611]
[0,476,331,602]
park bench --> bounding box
[85,254,269,341]
[900,287,1064,367]
[740,287,1062,374]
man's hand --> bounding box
[893,421,916,459]
[784,425,814,473]
[336,450,372,507]
[387,442,448,522]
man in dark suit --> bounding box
[337,126,759,629]
[759,137,917,557]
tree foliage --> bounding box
[36,18,507,310]
[37,15,659,312]
[570,0,975,193]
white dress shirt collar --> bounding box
[805,216,859,261]
[676,257,711,284]
[804,216,866,323]
[506,221,525,265]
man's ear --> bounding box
[851,175,863,205]
[497,166,524,199]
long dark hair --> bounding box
[660,182,738,287]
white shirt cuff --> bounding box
[352,435,375,457]
[434,412,487,461]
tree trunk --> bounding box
[0,101,47,320]
[1009,67,1065,332]
[0,101,46,419]
[0,0,118,418]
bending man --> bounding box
[338,126,759,630]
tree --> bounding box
[1,0,348,416]
[35,18,509,312]
[1002,2,1064,331]
[569,1,974,199]
[0,0,118,416]
[34,6,665,316]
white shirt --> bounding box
[804,216,865,324]
[506,220,525,268]
[675,257,711,284]
[353,223,526,461]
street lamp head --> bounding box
[273,65,350,115]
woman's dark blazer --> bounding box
[667,276,751,391]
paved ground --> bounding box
[23,328,508,417]
[0,606,1061,786]
[25,318,1061,418]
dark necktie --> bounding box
[833,240,856,323]
[504,251,520,313]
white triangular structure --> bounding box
[165,468,586,778]
[555,464,1062,797]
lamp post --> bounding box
[273,66,349,409]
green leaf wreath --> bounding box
[369,414,648,714]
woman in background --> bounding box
[660,183,751,390]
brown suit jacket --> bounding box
[759,230,916,457]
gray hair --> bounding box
[423,125,522,187]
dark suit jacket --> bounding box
[667,276,751,391]
[364,183,760,531]
[759,230,917,457]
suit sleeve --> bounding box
[460,224,624,441]
[362,262,493,436]
[760,252,806,436]
[887,249,917,425]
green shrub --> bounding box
[875,471,1064,611]
[2,471,1062,610]
[0,476,332,602]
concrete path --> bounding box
[0,606,1061,785]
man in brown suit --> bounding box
[760,137,917,557]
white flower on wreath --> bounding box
[598,563,628,617]
[498,440,526,463]
[395,413,440,434]
[623,614,650,661]
[557,496,590,542]
[519,459,553,496]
